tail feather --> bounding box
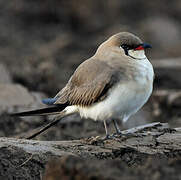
[11,104,67,117]
[42,98,57,105]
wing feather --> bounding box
[55,58,124,106]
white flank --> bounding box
[77,57,154,123]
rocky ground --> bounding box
[0,1,181,179]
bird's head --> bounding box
[97,32,151,60]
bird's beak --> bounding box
[134,43,152,51]
[142,43,152,49]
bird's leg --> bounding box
[113,119,140,138]
[103,120,111,140]
[113,119,121,133]
[113,119,122,136]
[113,119,144,138]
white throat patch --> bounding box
[128,50,146,60]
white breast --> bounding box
[65,58,154,123]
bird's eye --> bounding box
[120,44,129,55]
[121,44,129,50]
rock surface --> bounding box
[43,155,181,180]
[0,84,34,108]
[0,64,12,84]
[0,123,181,180]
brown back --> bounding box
[55,58,125,106]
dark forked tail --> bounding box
[11,104,68,117]
[11,103,68,139]
[26,112,67,139]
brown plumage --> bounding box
[54,32,142,107]
[54,59,123,106]
[12,32,153,140]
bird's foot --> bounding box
[122,132,142,137]
[85,134,114,145]
[102,134,114,141]
[113,131,143,139]
[113,131,123,138]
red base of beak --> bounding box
[134,46,144,50]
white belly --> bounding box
[65,58,154,123]
[77,81,152,122]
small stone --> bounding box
[0,84,34,108]
[0,64,12,84]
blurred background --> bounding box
[0,0,181,140]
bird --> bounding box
[12,32,154,139]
